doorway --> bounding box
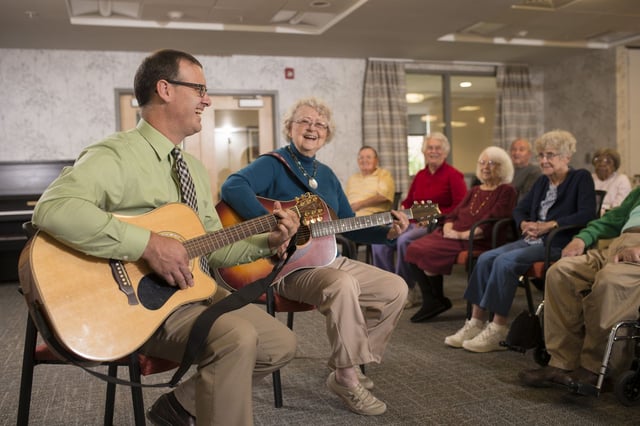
[116,90,277,201]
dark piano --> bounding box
[0,161,74,282]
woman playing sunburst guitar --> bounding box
[221,97,415,417]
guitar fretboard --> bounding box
[184,214,278,259]
[310,210,409,237]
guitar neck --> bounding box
[183,214,278,259]
[310,208,413,237]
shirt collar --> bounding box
[136,119,177,161]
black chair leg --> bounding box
[523,278,536,314]
[272,370,283,408]
[286,312,295,329]
[128,354,146,426]
[17,316,38,426]
[104,364,118,426]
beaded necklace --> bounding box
[286,145,319,189]
[469,189,493,216]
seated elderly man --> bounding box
[519,186,640,388]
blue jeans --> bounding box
[464,239,560,317]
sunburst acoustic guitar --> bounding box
[215,198,441,290]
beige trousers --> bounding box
[545,232,640,374]
[141,287,297,426]
[276,256,408,369]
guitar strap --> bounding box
[34,230,298,389]
[264,151,319,195]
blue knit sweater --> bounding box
[221,144,393,245]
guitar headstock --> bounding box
[293,193,325,225]
[409,201,442,225]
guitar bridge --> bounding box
[109,259,139,305]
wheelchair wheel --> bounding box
[614,370,640,406]
[533,346,550,366]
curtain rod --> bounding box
[367,57,529,67]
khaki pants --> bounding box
[545,233,640,375]
[141,287,297,426]
[276,256,408,369]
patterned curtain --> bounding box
[362,60,409,194]
[493,65,538,149]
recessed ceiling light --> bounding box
[406,93,425,103]
[420,114,437,122]
[458,105,480,112]
[459,81,472,88]
[167,10,184,20]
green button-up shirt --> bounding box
[33,119,273,266]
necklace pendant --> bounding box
[308,177,318,189]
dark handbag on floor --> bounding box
[500,309,543,353]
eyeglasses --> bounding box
[537,152,560,160]
[593,156,612,164]
[478,160,499,167]
[293,118,329,131]
[165,79,207,97]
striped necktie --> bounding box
[171,147,210,276]
[172,147,198,212]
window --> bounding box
[406,72,496,177]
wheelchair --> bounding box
[505,303,640,406]
[570,307,640,406]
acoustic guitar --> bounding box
[215,198,440,290]
[19,194,322,361]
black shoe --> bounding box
[147,392,196,426]
[410,297,452,322]
[518,366,573,388]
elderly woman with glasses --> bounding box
[221,97,411,416]
[591,147,632,214]
[404,146,517,323]
[444,130,597,353]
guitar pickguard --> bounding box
[137,273,179,310]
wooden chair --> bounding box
[17,222,179,425]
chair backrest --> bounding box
[393,191,402,209]
[595,190,607,217]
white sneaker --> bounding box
[326,372,387,416]
[355,368,374,390]
[404,286,422,309]
[462,322,509,353]
[444,319,485,348]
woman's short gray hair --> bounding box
[476,146,514,184]
[282,97,336,143]
[422,132,451,155]
[534,129,577,159]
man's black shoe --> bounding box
[147,392,196,426]
[410,297,452,322]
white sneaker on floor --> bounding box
[326,372,387,416]
[404,286,422,309]
[462,322,509,353]
[444,319,485,348]
[355,368,374,390]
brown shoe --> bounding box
[518,366,573,388]
[147,392,196,426]
[569,367,598,387]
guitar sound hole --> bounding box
[137,273,177,310]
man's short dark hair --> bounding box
[134,49,203,107]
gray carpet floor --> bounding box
[1,262,638,425]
